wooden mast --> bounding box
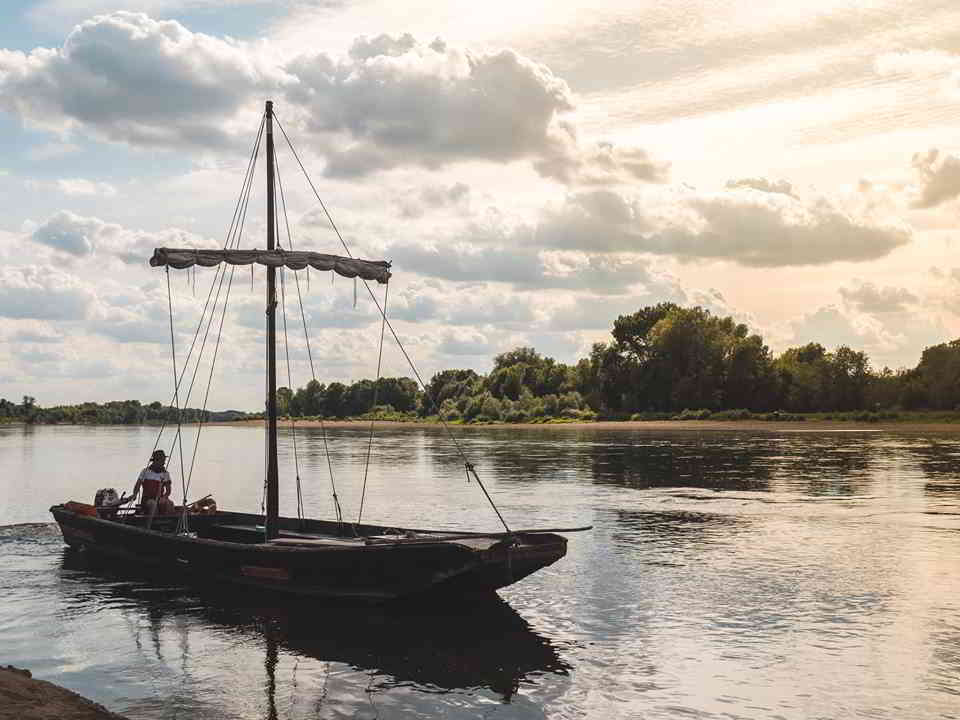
[264,100,280,540]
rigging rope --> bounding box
[151,114,265,458]
[357,281,389,526]
[165,267,187,524]
[164,112,263,509]
[275,149,343,528]
[274,153,304,524]
[278,267,305,525]
[274,115,512,535]
[153,112,264,531]
[175,112,264,528]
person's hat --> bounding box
[150,449,166,461]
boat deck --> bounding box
[208,522,504,550]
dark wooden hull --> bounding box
[50,505,567,602]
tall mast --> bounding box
[264,100,280,540]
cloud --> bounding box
[386,240,661,293]
[875,50,960,77]
[839,281,918,314]
[385,281,443,323]
[395,182,470,219]
[530,187,910,267]
[286,34,576,177]
[783,297,946,369]
[725,177,797,197]
[56,178,117,196]
[547,294,645,331]
[10,342,118,379]
[910,149,960,209]
[0,12,284,148]
[2,320,63,344]
[535,141,670,186]
[30,211,99,256]
[787,305,898,356]
[29,210,213,262]
[436,328,495,356]
[1,16,663,183]
[0,265,95,320]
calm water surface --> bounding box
[2,424,960,719]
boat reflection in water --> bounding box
[59,548,569,717]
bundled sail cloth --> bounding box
[150,248,391,283]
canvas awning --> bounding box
[149,248,391,283]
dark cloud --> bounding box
[535,142,670,185]
[396,183,470,219]
[531,187,910,267]
[839,281,919,314]
[386,240,658,294]
[911,148,960,208]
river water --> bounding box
[1,423,959,719]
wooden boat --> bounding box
[50,101,587,602]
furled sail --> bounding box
[149,248,391,283]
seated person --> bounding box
[131,449,175,525]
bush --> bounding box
[504,408,529,423]
[439,398,461,421]
[711,408,751,420]
[629,412,672,421]
[673,408,712,420]
[479,394,504,422]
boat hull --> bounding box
[50,505,567,602]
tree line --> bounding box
[278,303,960,422]
[4,303,959,425]
[0,397,249,425]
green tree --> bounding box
[276,387,293,416]
[914,339,960,409]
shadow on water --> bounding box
[57,549,569,708]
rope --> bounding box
[165,267,187,530]
[279,268,304,523]
[275,115,511,535]
[164,112,263,503]
[181,264,237,525]
[275,147,343,528]
[177,111,263,527]
[357,281,389,526]
[275,154,304,524]
[151,114,265,457]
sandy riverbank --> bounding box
[0,666,128,720]
[221,418,960,433]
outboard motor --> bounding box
[94,488,122,519]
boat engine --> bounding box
[94,488,122,519]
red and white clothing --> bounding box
[137,467,172,501]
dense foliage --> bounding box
[5,305,960,425]
[274,304,960,422]
[0,397,248,425]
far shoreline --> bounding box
[217,418,960,433]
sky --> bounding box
[2,0,960,411]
